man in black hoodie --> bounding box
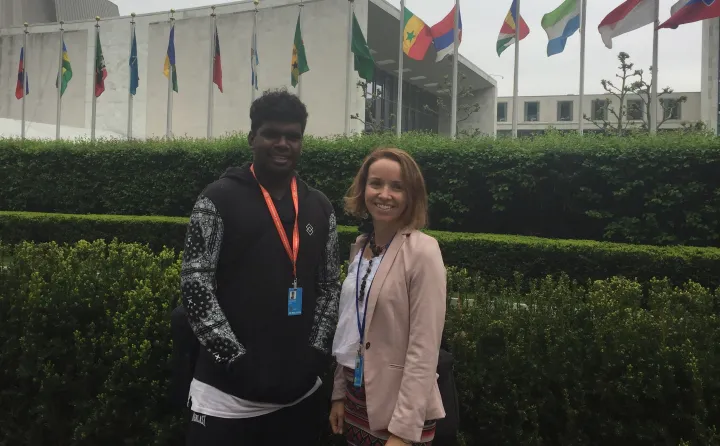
[180,90,340,445]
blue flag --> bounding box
[129,27,139,95]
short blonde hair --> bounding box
[344,147,428,230]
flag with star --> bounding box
[402,7,432,61]
[291,10,309,87]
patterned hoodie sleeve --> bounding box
[309,212,341,354]
[181,195,245,365]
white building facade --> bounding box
[496,92,700,136]
[0,0,496,139]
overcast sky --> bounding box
[116,0,703,97]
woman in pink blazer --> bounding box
[329,148,447,445]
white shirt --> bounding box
[188,377,322,419]
[332,251,384,369]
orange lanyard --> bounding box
[250,164,300,283]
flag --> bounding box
[55,40,73,95]
[291,12,309,87]
[541,0,581,56]
[659,0,720,29]
[15,47,29,100]
[163,25,178,92]
[430,5,462,62]
[351,12,374,82]
[95,32,107,97]
[402,7,433,61]
[129,27,139,95]
[497,0,530,56]
[598,0,656,49]
[213,25,223,92]
[251,22,259,90]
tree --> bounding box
[585,52,687,135]
[350,80,395,134]
[424,60,483,137]
[584,52,637,135]
[629,68,687,132]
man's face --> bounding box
[249,121,303,176]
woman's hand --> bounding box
[329,400,345,434]
[386,435,410,445]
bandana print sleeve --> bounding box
[309,212,341,353]
[180,195,245,364]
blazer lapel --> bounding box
[364,228,411,337]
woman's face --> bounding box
[364,158,407,225]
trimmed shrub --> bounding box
[445,270,720,445]
[2,132,720,245]
[3,210,720,289]
[2,241,720,444]
[0,240,183,445]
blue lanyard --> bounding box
[355,234,394,345]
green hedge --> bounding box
[2,240,719,445]
[2,132,720,246]
[3,210,720,289]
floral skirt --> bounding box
[343,366,436,446]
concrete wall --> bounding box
[0,0,368,139]
[497,92,701,133]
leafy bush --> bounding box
[0,240,183,445]
[2,241,720,444]
[2,132,720,245]
[444,270,720,445]
[3,210,720,289]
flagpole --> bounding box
[345,0,354,135]
[91,16,100,142]
[578,0,586,135]
[56,21,64,141]
[450,0,459,139]
[252,0,259,102]
[21,22,28,141]
[208,6,216,139]
[297,1,304,100]
[166,10,174,139]
[650,0,659,134]
[396,0,404,136]
[128,13,135,140]
[511,0,519,138]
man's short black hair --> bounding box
[249,89,308,134]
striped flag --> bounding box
[129,26,139,95]
[598,0,656,49]
[213,25,223,92]
[497,0,530,56]
[164,25,178,92]
[251,22,259,90]
[15,47,29,99]
[541,0,581,56]
[94,32,107,97]
[55,40,73,95]
[430,5,462,62]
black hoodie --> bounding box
[180,163,340,404]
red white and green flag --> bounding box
[95,32,107,97]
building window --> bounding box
[557,101,573,121]
[497,102,507,122]
[591,99,608,121]
[524,101,539,122]
[664,99,682,120]
[627,99,643,120]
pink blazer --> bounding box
[332,227,447,443]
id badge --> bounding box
[353,352,364,388]
[288,287,302,316]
